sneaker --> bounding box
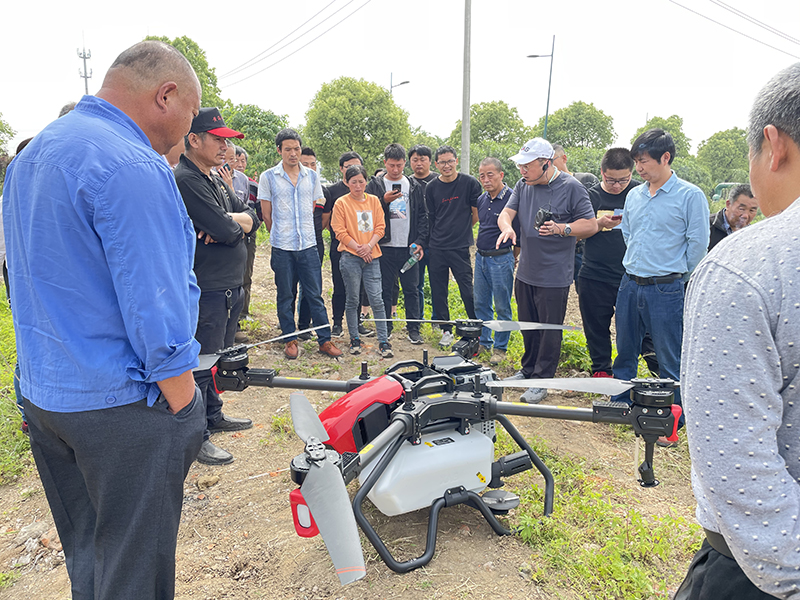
[331,324,344,338]
[380,342,394,358]
[656,436,678,448]
[439,330,455,347]
[358,323,375,337]
[407,330,423,345]
[520,387,548,404]
[504,371,526,381]
[319,340,343,358]
[490,349,506,366]
[297,330,313,341]
[592,371,612,378]
[284,339,299,360]
[234,330,249,344]
[349,338,361,355]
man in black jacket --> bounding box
[365,143,428,343]
[175,108,259,466]
[708,183,758,251]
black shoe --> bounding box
[331,324,344,337]
[407,330,423,344]
[208,414,253,433]
[196,440,234,465]
[349,338,361,355]
[297,329,313,341]
[358,323,374,337]
[380,342,394,358]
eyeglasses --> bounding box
[436,159,457,166]
[602,174,631,186]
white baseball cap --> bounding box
[508,138,554,165]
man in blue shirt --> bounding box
[258,129,342,359]
[611,129,709,438]
[3,41,205,600]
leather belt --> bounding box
[477,247,512,257]
[704,528,734,560]
[627,272,682,285]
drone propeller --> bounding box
[370,318,578,332]
[194,324,330,372]
[488,377,635,397]
[290,392,366,585]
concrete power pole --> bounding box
[77,47,92,95]
[461,0,471,175]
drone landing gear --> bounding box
[353,436,514,574]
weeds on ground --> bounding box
[0,571,19,588]
[0,301,30,482]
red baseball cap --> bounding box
[189,107,244,139]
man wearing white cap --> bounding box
[496,138,597,403]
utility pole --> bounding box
[461,0,471,175]
[77,47,92,95]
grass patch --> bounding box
[510,436,701,599]
[0,571,19,588]
[0,301,30,482]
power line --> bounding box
[220,0,356,79]
[225,0,374,88]
[708,0,800,46]
[666,0,800,60]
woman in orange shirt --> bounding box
[331,165,393,357]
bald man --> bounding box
[3,41,204,600]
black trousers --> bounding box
[429,247,476,332]
[674,540,775,600]
[25,392,204,600]
[240,237,257,318]
[329,237,346,326]
[515,280,569,379]
[194,287,244,439]
[379,246,421,334]
[297,238,326,328]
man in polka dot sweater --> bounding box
[676,63,800,599]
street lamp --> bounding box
[528,35,555,140]
[390,72,409,95]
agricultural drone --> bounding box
[197,320,680,585]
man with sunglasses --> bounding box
[575,148,640,379]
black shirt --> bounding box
[413,172,438,186]
[425,174,481,250]
[324,181,350,245]
[174,154,257,291]
[578,180,641,284]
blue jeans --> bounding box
[270,247,331,344]
[474,251,515,350]
[339,252,388,343]
[612,274,684,424]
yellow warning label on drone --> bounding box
[428,394,442,399]
[359,444,373,455]
[477,472,486,483]
[425,442,434,447]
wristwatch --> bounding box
[562,224,572,237]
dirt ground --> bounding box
[0,244,697,600]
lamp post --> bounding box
[390,73,409,95]
[528,35,555,140]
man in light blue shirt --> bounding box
[3,41,205,599]
[611,129,709,436]
[258,128,341,359]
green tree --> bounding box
[447,101,532,149]
[672,156,713,199]
[696,127,749,186]
[631,115,691,159]
[558,147,605,179]
[145,35,227,109]
[0,112,16,189]
[304,77,411,180]
[221,104,288,177]
[469,140,525,186]
[409,126,444,154]
[532,101,615,149]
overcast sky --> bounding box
[4,0,800,157]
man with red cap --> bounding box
[175,107,259,466]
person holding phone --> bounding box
[331,165,393,358]
[365,143,428,345]
[575,148,641,379]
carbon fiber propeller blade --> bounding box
[290,392,329,443]
[301,459,366,585]
[488,377,635,397]
[483,320,580,332]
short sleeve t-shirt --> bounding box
[425,173,481,250]
[506,173,594,288]
[383,176,411,248]
[579,180,641,284]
